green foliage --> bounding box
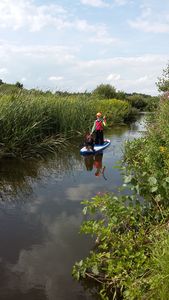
[96,99,131,125]
[73,89,169,299]
[72,191,169,299]
[126,94,159,111]
[0,92,131,158]
[15,81,23,89]
[126,94,147,110]
[145,230,169,300]
[156,62,169,92]
[124,98,169,205]
[122,95,169,298]
[0,83,20,95]
[0,80,157,158]
[116,90,126,100]
[92,84,116,99]
[92,85,158,111]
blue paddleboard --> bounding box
[80,139,111,155]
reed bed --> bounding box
[0,91,132,158]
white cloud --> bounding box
[129,19,169,33]
[128,5,169,33]
[89,27,118,45]
[80,0,109,8]
[0,67,8,75]
[74,54,169,94]
[107,73,121,81]
[21,77,26,82]
[0,0,110,35]
[49,76,63,81]
[0,0,70,32]
[114,0,129,5]
[75,19,98,32]
[81,0,131,7]
[77,22,119,46]
[0,41,78,62]
[0,39,168,94]
[137,75,149,82]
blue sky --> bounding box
[0,0,169,95]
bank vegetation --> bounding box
[72,63,169,299]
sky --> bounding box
[0,0,169,95]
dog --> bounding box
[84,132,95,151]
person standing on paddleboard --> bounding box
[91,112,106,145]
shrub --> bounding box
[92,84,116,99]
[15,81,23,89]
[156,62,169,92]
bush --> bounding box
[145,230,169,300]
[92,84,116,99]
[156,62,169,92]
[126,94,147,110]
[72,190,169,300]
[124,94,169,204]
[15,81,23,89]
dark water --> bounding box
[0,115,146,300]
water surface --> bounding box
[0,115,146,300]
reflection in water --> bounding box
[0,114,147,300]
[129,113,147,132]
[0,148,83,202]
[84,155,94,171]
[84,153,107,180]
[6,213,93,300]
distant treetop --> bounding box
[15,81,23,89]
[92,84,116,99]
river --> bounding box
[0,114,146,300]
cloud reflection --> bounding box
[7,213,93,300]
[66,183,96,201]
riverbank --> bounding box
[72,94,169,299]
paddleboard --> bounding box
[80,139,111,155]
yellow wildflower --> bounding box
[159,146,167,153]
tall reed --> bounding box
[0,92,131,157]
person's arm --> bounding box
[91,121,96,134]
[103,116,106,126]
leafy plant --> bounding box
[92,84,116,99]
[156,62,169,92]
[72,190,169,299]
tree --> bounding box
[92,84,116,99]
[116,90,126,100]
[0,79,4,85]
[15,81,23,89]
[126,94,147,110]
[156,62,169,92]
